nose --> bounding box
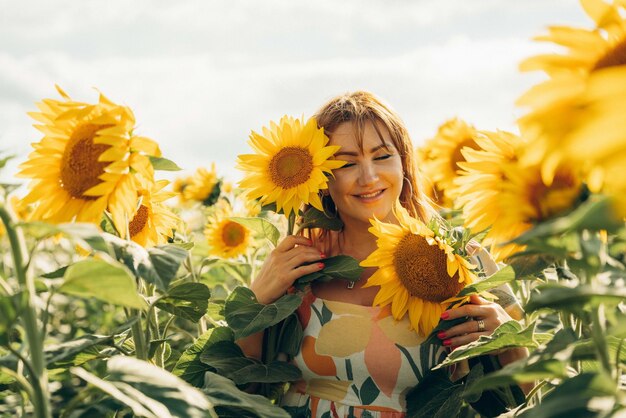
[358,161,379,186]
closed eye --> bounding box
[375,154,393,161]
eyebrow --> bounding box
[334,143,392,157]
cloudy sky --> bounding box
[0,0,588,185]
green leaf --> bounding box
[458,265,516,296]
[203,371,290,418]
[229,216,280,247]
[224,287,302,339]
[514,196,623,244]
[298,207,344,231]
[519,373,617,418]
[294,255,363,289]
[505,253,555,279]
[72,356,215,418]
[277,313,303,357]
[156,282,210,322]
[200,340,301,384]
[60,259,146,310]
[172,327,234,387]
[19,222,108,253]
[149,156,182,171]
[0,154,15,170]
[45,334,115,368]
[201,259,251,288]
[41,265,68,279]
[434,321,538,369]
[0,292,24,342]
[105,234,188,292]
[525,284,626,313]
[405,368,463,418]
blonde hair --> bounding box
[302,91,439,252]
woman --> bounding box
[241,91,527,417]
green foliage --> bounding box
[294,255,363,289]
[230,216,281,247]
[60,258,147,310]
[224,287,302,339]
[149,156,183,171]
[156,282,211,322]
[71,356,216,417]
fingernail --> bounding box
[440,312,449,320]
[320,253,326,258]
[437,331,446,339]
[443,339,452,346]
[318,262,325,269]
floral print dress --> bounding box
[281,248,521,418]
[281,290,447,418]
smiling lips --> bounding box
[354,189,386,201]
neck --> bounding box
[339,219,377,260]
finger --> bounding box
[443,331,491,349]
[276,235,313,252]
[442,304,491,320]
[439,319,490,339]
[286,247,326,268]
[469,294,490,305]
[288,261,325,282]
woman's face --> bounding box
[327,120,404,227]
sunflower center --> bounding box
[129,205,150,237]
[450,139,479,173]
[393,234,465,302]
[60,123,111,200]
[268,147,314,189]
[528,168,581,221]
[593,38,626,71]
[221,221,246,247]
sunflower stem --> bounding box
[287,212,296,236]
[0,205,51,418]
[130,310,148,361]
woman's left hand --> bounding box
[438,294,511,350]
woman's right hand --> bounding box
[250,235,326,304]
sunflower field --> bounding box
[2,0,626,417]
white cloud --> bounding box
[0,0,588,185]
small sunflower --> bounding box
[361,203,476,337]
[129,180,181,247]
[419,118,481,205]
[183,164,221,206]
[454,130,527,261]
[236,115,345,217]
[204,206,251,259]
[17,86,160,237]
[172,175,192,204]
[517,0,626,214]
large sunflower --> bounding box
[236,116,345,217]
[361,203,476,337]
[471,156,583,261]
[183,164,221,206]
[418,118,481,205]
[204,206,251,259]
[129,180,181,247]
[454,130,528,261]
[17,86,160,237]
[517,0,626,213]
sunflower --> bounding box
[204,205,251,259]
[470,155,583,261]
[454,130,527,261]
[517,0,626,214]
[236,115,345,217]
[183,164,221,206]
[361,203,477,336]
[17,86,160,237]
[419,118,481,205]
[129,180,181,247]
